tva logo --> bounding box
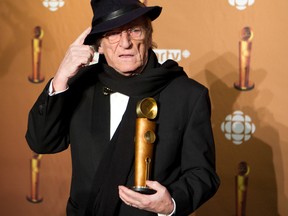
[153,49,191,64]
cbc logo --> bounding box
[228,0,255,10]
[43,0,65,12]
[221,111,256,145]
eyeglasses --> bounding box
[103,26,146,44]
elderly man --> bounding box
[26,0,220,215]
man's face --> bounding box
[98,18,152,76]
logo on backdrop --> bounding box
[42,0,65,12]
[154,49,191,64]
[221,110,256,145]
[228,0,255,10]
[88,49,190,66]
[140,0,148,5]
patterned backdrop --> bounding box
[0,0,287,215]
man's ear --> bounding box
[98,45,103,54]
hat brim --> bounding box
[84,6,162,45]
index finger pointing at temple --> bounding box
[72,27,92,45]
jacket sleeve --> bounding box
[168,88,220,216]
[25,81,72,154]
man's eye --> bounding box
[131,28,141,33]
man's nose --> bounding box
[119,31,132,48]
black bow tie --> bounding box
[103,86,114,95]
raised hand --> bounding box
[52,27,95,92]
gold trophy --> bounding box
[27,153,43,203]
[132,97,158,194]
[234,27,254,91]
[28,26,45,83]
[235,161,250,216]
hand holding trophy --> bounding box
[131,97,158,194]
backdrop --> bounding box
[0,0,287,215]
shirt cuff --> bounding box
[48,79,69,96]
[157,198,176,216]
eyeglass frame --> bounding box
[102,26,148,44]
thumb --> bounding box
[71,27,91,45]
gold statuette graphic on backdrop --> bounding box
[140,0,148,5]
[234,27,254,91]
[27,153,43,203]
[28,26,45,83]
[235,161,250,216]
[131,97,157,194]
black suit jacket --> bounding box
[26,63,220,216]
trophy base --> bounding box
[131,186,157,195]
[28,75,45,84]
[234,81,254,91]
[26,196,43,203]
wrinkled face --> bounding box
[98,17,152,76]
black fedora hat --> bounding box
[84,0,162,45]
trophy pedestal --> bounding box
[234,81,254,91]
[28,75,45,84]
[131,186,156,195]
[26,196,43,203]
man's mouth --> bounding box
[119,54,134,58]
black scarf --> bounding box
[85,50,186,216]
[97,49,187,97]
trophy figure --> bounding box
[235,161,250,216]
[28,26,45,83]
[234,27,254,91]
[27,153,43,203]
[132,97,158,194]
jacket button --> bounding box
[39,104,44,115]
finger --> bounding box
[119,186,141,203]
[146,180,161,191]
[119,187,132,205]
[72,27,92,46]
[119,194,131,206]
